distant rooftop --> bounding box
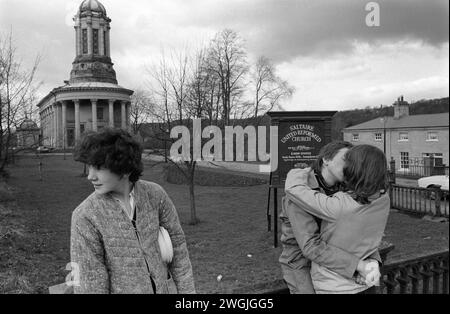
[343,113,449,131]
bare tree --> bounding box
[130,88,153,135]
[147,54,172,128]
[252,56,294,118]
[167,50,190,126]
[0,31,41,175]
[146,49,202,224]
[206,29,248,126]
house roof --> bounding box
[343,113,449,131]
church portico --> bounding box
[42,95,131,148]
[37,0,133,149]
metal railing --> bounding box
[261,250,449,294]
[390,185,449,218]
[395,165,449,179]
[378,251,449,294]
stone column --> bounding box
[87,19,93,55]
[75,25,80,56]
[108,99,114,127]
[40,111,44,144]
[74,100,80,142]
[98,24,104,56]
[106,26,111,57]
[126,102,131,132]
[91,99,98,131]
[121,101,126,129]
[44,109,48,144]
[51,105,55,147]
[54,103,59,148]
[62,101,67,148]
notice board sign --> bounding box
[267,111,336,186]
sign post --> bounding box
[266,111,336,247]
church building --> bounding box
[37,0,133,148]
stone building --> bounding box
[37,0,133,148]
[343,96,449,170]
[16,118,40,148]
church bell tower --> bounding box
[70,0,118,84]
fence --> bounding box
[390,185,449,218]
[378,251,449,294]
[261,250,449,294]
[396,165,449,179]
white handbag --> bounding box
[158,226,173,264]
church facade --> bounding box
[37,0,133,148]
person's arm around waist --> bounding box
[284,197,359,279]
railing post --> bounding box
[409,264,420,294]
[433,187,442,217]
[432,260,443,293]
[397,269,410,294]
[389,184,394,209]
[420,264,433,294]
[443,257,449,294]
[389,158,396,185]
[385,271,398,294]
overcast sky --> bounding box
[1,0,448,111]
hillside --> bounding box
[331,97,449,139]
[136,97,449,145]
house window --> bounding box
[400,152,409,169]
[374,133,382,141]
[97,107,104,120]
[426,132,438,141]
[82,29,88,54]
[422,153,443,167]
[398,132,408,141]
[93,29,99,54]
[352,133,359,141]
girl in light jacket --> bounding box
[284,145,390,294]
[70,128,195,294]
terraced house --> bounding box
[342,96,449,175]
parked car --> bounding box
[418,175,449,191]
[36,146,53,153]
[417,175,449,200]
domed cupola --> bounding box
[19,118,38,130]
[79,0,107,16]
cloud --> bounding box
[1,0,448,111]
[172,0,449,62]
[278,41,449,110]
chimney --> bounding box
[393,95,409,120]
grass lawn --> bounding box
[1,155,448,294]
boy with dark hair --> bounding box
[285,144,389,293]
[279,140,381,293]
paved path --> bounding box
[142,152,271,178]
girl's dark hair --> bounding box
[73,128,143,183]
[343,144,388,204]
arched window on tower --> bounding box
[93,29,99,54]
[82,29,88,54]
